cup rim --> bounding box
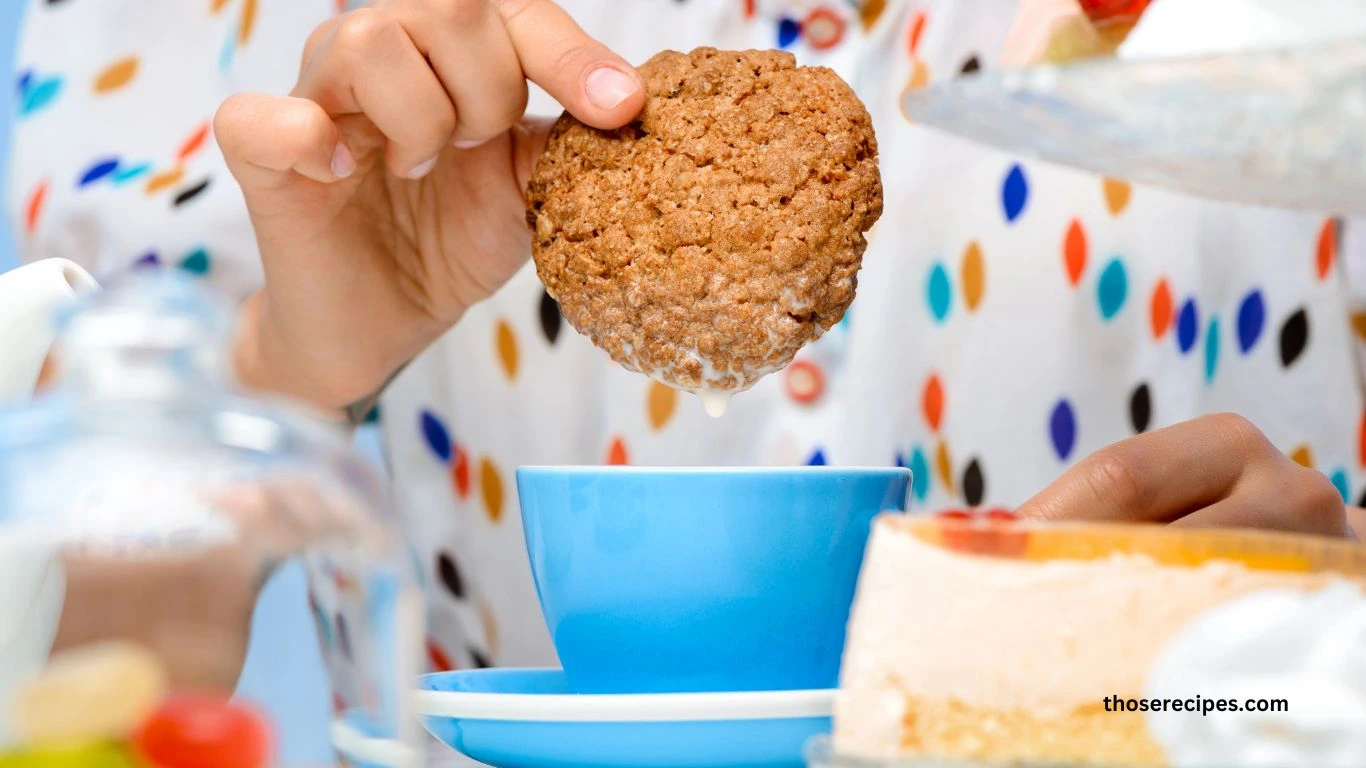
[516,465,911,476]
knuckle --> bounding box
[1206,412,1269,457]
[490,0,537,23]
[548,40,597,77]
[430,0,487,27]
[334,8,400,54]
[1083,448,1151,515]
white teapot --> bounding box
[0,258,98,403]
[0,258,96,744]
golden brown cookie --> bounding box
[526,47,882,406]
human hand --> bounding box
[215,0,645,413]
[1017,413,1356,539]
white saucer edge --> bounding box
[414,687,835,723]
[330,718,420,768]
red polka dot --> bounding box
[176,121,211,163]
[802,8,846,50]
[908,11,927,56]
[24,179,48,236]
[1150,278,1173,340]
[1063,218,1086,287]
[922,374,944,433]
[1317,218,1337,280]
[743,0,756,19]
[452,446,471,499]
[607,437,629,466]
[427,639,455,673]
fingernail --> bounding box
[585,66,640,111]
[331,142,356,179]
[453,137,490,149]
[408,155,439,179]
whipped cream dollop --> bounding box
[1120,0,1366,60]
[1145,582,1366,768]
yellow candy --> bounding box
[0,742,142,768]
[11,642,167,747]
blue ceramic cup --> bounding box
[516,466,912,694]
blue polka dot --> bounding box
[1204,316,1220,384]
[420,409,452,462]
[111,162,152,185]
[1331,468,1350,503]
[1176,298,1199,355]
[133,252,160,269]
[19,76,61,117]
[926,262,952,323]
[1001,164,1029,223]
[16,69,32,97]
[777,18,801,48]
[1050,399,1076,461]
[77,158,119,188]
[909,447,930,501]
[1235,289,1265,354]
[894,451,906,469]
[1096,258,1128,321]
[178,248,211,276]
[806,448,828,466]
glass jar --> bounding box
[0,272,423,767]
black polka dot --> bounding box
[172,178,211,208]
[959,54,982,75]
[1357,486,1366,509]
[1129,383,1151,433]
[436,551,466,599]
[362,404,380,425]
[1278,308,1309,368]
[469,648,492,669]
[539,289,562,345]
[335,613,351,659]
[962,458,985,507]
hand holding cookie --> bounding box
[215,0,645,413]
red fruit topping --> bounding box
[935,508,1029,558]
[133,695,273,768]
[984,508,1018,522]
[935,509,972,520]
[1077,0,1151,22]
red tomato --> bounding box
[133,695,273,768]
[1076,0,1151,22]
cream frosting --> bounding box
[833,517,1337,759]
[1146,583,1366,767]
[1119,0,1366,60]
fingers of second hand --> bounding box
[215,93,347,185]
[296,8,457,179]
[493,0,644,128]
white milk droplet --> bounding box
[698,391,731,418]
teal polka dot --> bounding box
[926,262,952,323]
[909,446,930,502]
[19,75,61,117]
[1096,258,1128,320]
[1204,316,1220,384]
[111,162,152,185]
[179,248,211,276]
[1330,468,1349,503]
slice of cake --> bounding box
[832,511,1366,766]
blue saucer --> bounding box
[415,669,834,768]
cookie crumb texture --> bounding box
[526,48,882,393]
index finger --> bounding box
[493,0,645,128]
[1016,413,1274,524]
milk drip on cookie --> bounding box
[526,48,882,417]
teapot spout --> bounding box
[0,259,99,404]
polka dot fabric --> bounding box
[14,0,1366,679]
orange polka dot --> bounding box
[934,441,954,495]
[1316,218,1337,280]
[1063,218,1086,287]
[238,0,259,46]
[607,437,629,466]
[1290,444,1314,469]
[145,167,185,195]
[647,381,677,431]
[211,0,231,13]
[1353,312,1366,342]
[1102,178,1131,216]
[960,240,985,311]
[860,0,887,30]
[93,56,139,94]
[922,374,944,433]
[24,180,48,236]
[1150,278,1173,340]
[494,319,519,380]
[452,446,470,500]
[479,600,500,657]
[479,457,504,523]
[908,11,927,56]
[176,121,212,163]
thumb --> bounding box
[512,116,557,195]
